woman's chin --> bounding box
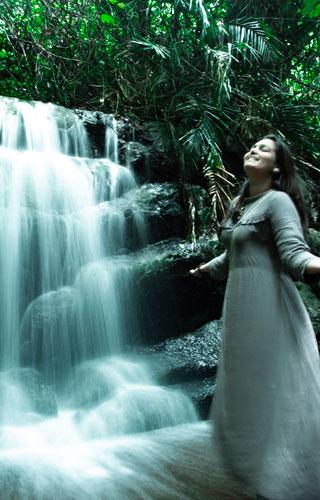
[244,161,260,170]
[243,165,259,178]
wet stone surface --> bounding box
[135,320,222,418]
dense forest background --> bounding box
[0,0,319,221]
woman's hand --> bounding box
[189,262,210,277]
[303,257,320,284]
[304,256,320,275]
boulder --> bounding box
[77,112,181,182]
[133,183,186,243]
[62,362,115,409]
[132,239,226,343]
[95,182,186,253]
[62,357,153,409]
[0,368,58,418]
[95,197,148,254]
[307,228,320,255]
[138,320,222,383]
[75,109,114,158]
[171,377,216,420]
[75,384,197,439]
[136,320,222,419]
[20,287,77,383]
[117,121,179,183]
[296,282,320,337]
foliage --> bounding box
[302,0,320,17]
[0,0,319,230]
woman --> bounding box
[190,135,320,500]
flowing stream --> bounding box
[0,97,251,500]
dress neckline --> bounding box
[244,189,274,203]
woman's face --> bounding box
[243,138,277,181]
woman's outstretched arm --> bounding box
[190,250,229,280]
[269,191,320,281]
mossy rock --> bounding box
[132,239,226,343]
[296,282,320,336]
[307,228,320,256]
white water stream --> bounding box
[0,97,250,500]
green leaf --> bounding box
[117,3,126,9]
[229,17,281,64]
[131,39,170,58]
[312,5,320,16]
[302,0,320,17]
[100,13,116,25]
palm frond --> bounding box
[176,99,230,132]
[204,46,233,99]
[203,150,235,225]
[188,0,210,29]
[228,17,280,64]
[180,126,203,156]
[131,38,170,59]
[179,113,221,154]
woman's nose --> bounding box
[245,146,256,157]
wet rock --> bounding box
[122,140,178,183]
[20,288,77,383]
[136,320,222,418]
[75,109,108,157]
[305,228,320,317]
[76,111,180,182]
[119,141,150,180]
[133,239,226,342]
[0,423,254,500]
[307,228,320,255]
[118,121,179,183]
[172,377,216,420]
[95,197,147,254]
[63,357,153,409]
[75,384,197,438]
[137,320,222,383]
[63,363,115,409]
[296,282,320,337]
[0,368,57,417]
[134,183,186,243]
[95,182,186,253]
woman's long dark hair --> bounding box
[226,134,308,235]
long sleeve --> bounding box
[206,250,229,280]
[269,191,314,282]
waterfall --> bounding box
[0,98,145,380]
[0,97,216,499]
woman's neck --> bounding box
[247,180,273,197]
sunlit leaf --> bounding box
[302,0,320,17]
[100,13,116,25]
[131,39,170,58]
[229,17,281,64]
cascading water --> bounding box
[0,99,143,384]
[0,97,208,500]
[0,97,251,500]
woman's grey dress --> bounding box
[207,189,320,500]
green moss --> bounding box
[296,282,320,335]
